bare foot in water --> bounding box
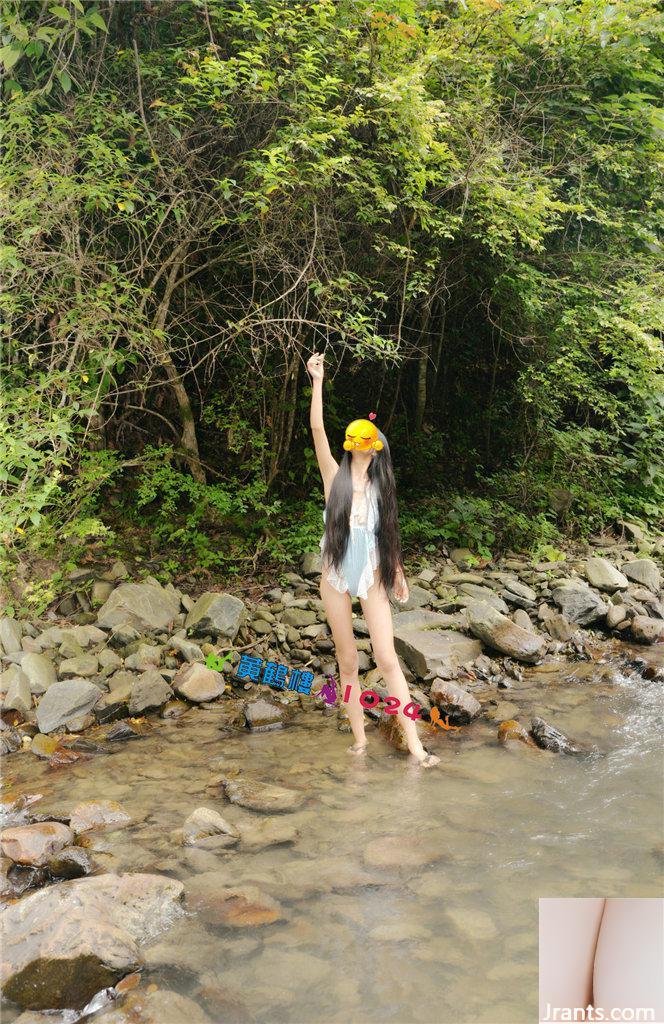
[410,748,440,768]
[347,741,368,755]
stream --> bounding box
[2,641,663,1024]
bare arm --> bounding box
[307,353,338,501]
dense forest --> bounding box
[1,0,662,601]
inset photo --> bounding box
[539,898,664,1023]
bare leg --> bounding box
[359,578,439,767]
[538,898,606,1021]
[319,570,366,751]
[593,898,664,1020]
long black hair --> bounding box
[322,429,405,596]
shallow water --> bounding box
[2,643,663,1024]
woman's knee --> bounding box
[374,651,401,678]
[337,650,359,678]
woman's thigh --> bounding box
[539,898,606,1017]
[319,572,356,658]
[593,898,664,1017]
[358,577,396,666]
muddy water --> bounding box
[2,644,663,1024]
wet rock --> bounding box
[222,778,305,813]
[89,988,213,1024]
[18,654,57,695]
[1,822,74,866]
[2,670,32,716]
[0,872,184,1010]
[0,617,23,654]
[69,800,132,834]
[393,624,481,679]
[497,720,537,747]
[239,820,299,852]
[363,834,446,869]
[161,699,189,719]
[1,721,23,755]
[551,581,608,625]
[186,880,285,928]
[97,581,181,632]
[543,611,575,642]
[185,592,245,640]
[301,551,322,577]
[243,699,284,732]
[128,669,172,713]
[59,654,99,678]
[173,663,225,703]
[468,603,546,663]
[631,616,664,644]
[370,922,432,942]
[183,807,240,847]
[584,557,629,591]
[47,846,95,879]
[36,679,103,734]
[30,734,60,758]
[429,678,481,724]
[530,716,581,754]
[378,709,410,752]
[622,559,661,593]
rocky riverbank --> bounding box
[1,527,663,1016]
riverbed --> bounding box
[2,643,662,1024]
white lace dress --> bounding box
[319,478,380,599]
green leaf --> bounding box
[59,69,72,93]
[49,5,71,21]
[70,0,84,12]
[86,10,107,31]
[0,44,23,70]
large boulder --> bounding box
[392,616,481,679]
[35,679,103,734]
[1,668,32,715]
[467,602,546,663]
[551,581,608,625]
[1,822,73,866]
[97,581,180,632]
[584,558,629,592]
[622,559,661,593]
[184,592,245,640]
[0,872,184,1010]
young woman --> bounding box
[307,351,440,768]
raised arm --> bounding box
[306,352,339,501]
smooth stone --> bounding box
[2,670,32,715]
[429,678,481,724]
[631,616,664,644]
[446,906,498,941]
[222,778,305,813]
[1,822,74,866]
[173,663,225,703]
[69,800,132,834]
[87,989,212,1024]
[128,670,172,713]
[243,699,285,732]
[363,835,446,869]
[239,820,299,852]
[47,847,95,880]
[182,807,240,847]
[0,873,184,1010]
[0,618,23,654]
[186,880,285,928]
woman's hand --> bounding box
[393,566,409,604]
[307,352,325,382]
